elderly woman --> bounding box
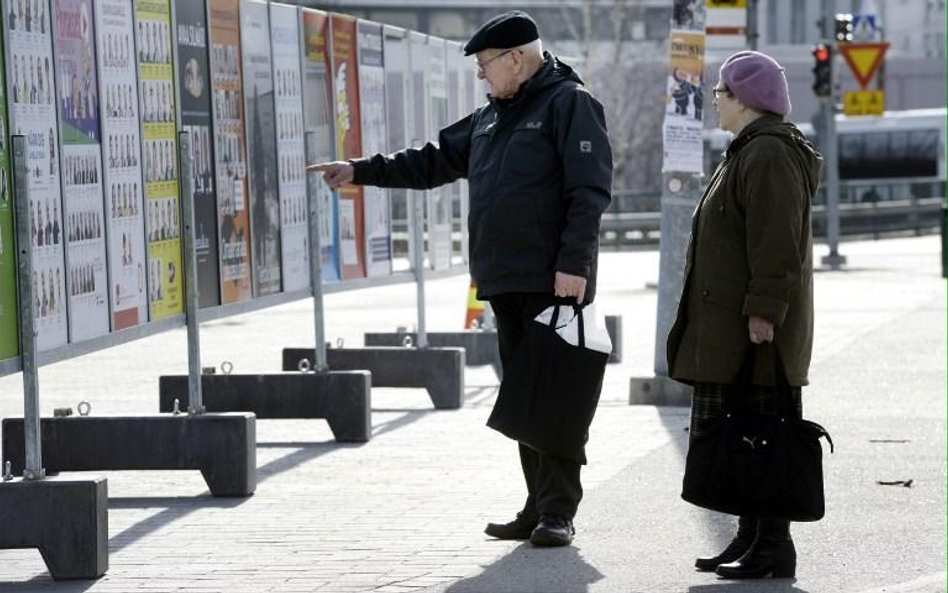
[666,51,823,579]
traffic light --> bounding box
[835,13,853,42]
[811,43,832,98]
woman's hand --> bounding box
[749,315,774,344]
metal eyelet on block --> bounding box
[403,335,414,348]
[221,361,233,375]
[298,358,311,373]
[173,398,181,416]
[77,401,91,416]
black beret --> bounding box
[463,11,539,56]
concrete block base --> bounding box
[2,414,255,497]
[0,475,108,580]
[160,373,371,442]
[629,375,693,407]
[282,347,464,410]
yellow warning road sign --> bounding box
[708,0,746,7]
[838,41,889,89]
[843,90,885,116]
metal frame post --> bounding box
[410,182,428,348]
[12,135,44,480]
[821,0,847,269]
[178,131,204,414]
[304,131,328,372]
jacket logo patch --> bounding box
[526,121,543,129]
[580,140,592,153]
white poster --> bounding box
[3,0,68,350]
[382,25,409,271]
[54,0,110,342]
[426,36,451,271]
[338,196,356,265]
[407,31,427,271]
[96,0,146,330]
[662,30,706,174]
[445,41,462,264]
[357,19,390,277]
[270,3,309,291]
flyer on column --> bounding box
[209,0,252,303]
[426,37,451,271]
[300,8,338,282]
[662,5,706,175]
[54,0,110,342]
[270,2,309,292]
[330,14,365,280]
[0,19,16,360]
[357,20,391,278]
[240,0,281,295]
[382,25,408,271]
[136,0,182,319]
[173,0,220,308]
[96,0,146,330]
[3,0,67,351]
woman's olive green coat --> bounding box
[666,114,823,387]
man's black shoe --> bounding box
[485,511,539,540]
[529,514,574,547]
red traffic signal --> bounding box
[811,43,832,97]
[813,45,830,62]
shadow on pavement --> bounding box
[0,575,97,593]
[442,542,604,593]
[688,581,810,593]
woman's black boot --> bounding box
[694,515,757,572]
[716,518,796,579]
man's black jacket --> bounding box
[351,53,612,302]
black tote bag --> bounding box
[681,350,834,521]
[487,304,608,464]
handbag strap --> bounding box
[727,343,795,418]
[575,305,586,349]
[547,303,560,329]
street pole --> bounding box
[821,0,847,268]
[746,0,759,50]
[178,131,205,414]
[304,131,328,372]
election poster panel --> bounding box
[426,36,451,271]
[300,8,338,282]
[240,0,281,295]
[96,0,147,330]
[136,0,182,320]
[357,20,391,278]
[3,0,68,351]
[0,22,16,360]
[407,31,427,271]
[446,41,463,263]
[270,2,308,292]
[173,0,220,308]
[382,25,409,272]
[330,14,365,280]
[53,0,110,342]
[662,30,705,174]
[208,0,252,303]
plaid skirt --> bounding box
[690,382,803,441]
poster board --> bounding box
[382,24,409,271]
[0,14,16,360]
[425,36,451,271]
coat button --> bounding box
[702,289,710,297]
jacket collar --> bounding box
[725,113,785,158]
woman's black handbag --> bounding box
[680,350,834,521]
[487,303,608,464]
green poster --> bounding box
[0,24,17,361]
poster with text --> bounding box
[209,0,252,303]
[54,0,109,342]
[357,20,390,278]
[426,37,451,271]
[3,0,67,351]
[330,13,364,280]
[445,41,463,263]
[136,0,182,319]
[382,25,408,271]
[240,0,281,295]
[173,0,220,307]
[407,31,427,271]
[662,30,705,174]
[0,23,16,360]
[96,0,146,329]
[300,8,338,282]
[270,3,308,291]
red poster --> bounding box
[329,14,365,279]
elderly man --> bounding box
[309,11,612,547]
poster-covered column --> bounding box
[172,0,219,308]
[381,24,408,271]
[2,0,67,351]
[407,31,427,271]
[300,8,338,282]
[53,0,110,342]
[425,36,451,271]
[96,0,147,329]
[0,17,16,361]
[269,2,308,292]
[445,41,462,263]
[356,20,390,278]
[208,0,252,303]
[135,0,182,319]
[240,0,281,295]
[329,14,364,280]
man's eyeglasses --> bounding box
[475,49,518,72]
[712,87,731,98]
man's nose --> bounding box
[476,69,485,80]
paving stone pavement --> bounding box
[0,236,944,593]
